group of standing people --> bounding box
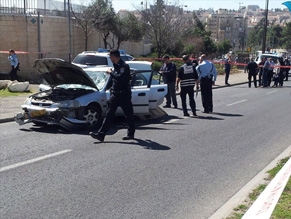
[90,51,218,142]
[247,57,289,88]
[160,54,217,117]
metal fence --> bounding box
[0,0,77,16]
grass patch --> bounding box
[0,88,34,97]
[225,157,290,219]
[270,158,291,219]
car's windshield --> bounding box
[85,70,110,90]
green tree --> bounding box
[280,22,291,49]
[182,11,213,55]
[217,40,233,55]
[112,12,146,49]
[246,18,265,51]
[203,36,217,54]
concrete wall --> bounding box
[0,14,100,81]
[0,14,151,82]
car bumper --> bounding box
[14,105,88,130]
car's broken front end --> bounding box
[15,88,94,129]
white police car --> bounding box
[72,48,134,68]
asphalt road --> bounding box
[1,82,291,219]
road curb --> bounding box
[209,145,291,219]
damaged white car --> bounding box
[15,58,167,130]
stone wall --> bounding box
[0,14,100,81]
[0,14,151,82]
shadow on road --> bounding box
[211,112,243,117]
[94,138,171,151]
[195,115,224,120]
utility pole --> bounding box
[262,0,269,54]
[68,0,72,62]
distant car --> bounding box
[255,53,283,64]
[72,49,134,68]
[15,59,167,130]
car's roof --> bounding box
[84,61,152,71]
[79,51,132,57]
[260,53,282,58]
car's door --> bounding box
[147,71,167,109]
[133,70,167,110]
[105,72,150,115]
[130,72,150,114]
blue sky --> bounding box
[110,0,287,11]
[68,0,288,12]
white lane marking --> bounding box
[226,99,247,106]
[267,90,278,95]
[0,150,72,173]
[164,119,180,124]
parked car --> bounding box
[255,53,283,64]
[72,49,134,68]
[15,59,167,130]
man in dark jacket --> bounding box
[176,55,199,117]
[224,55,231,86]
[159,55,178,108]
[246,58,258,88]
[90,49,135,142]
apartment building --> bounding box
[205,9,248,51]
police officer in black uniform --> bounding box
[90,49,135,142]
[246,58,258,88]
[176,55,199,117]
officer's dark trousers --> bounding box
[267,70,273,86]
[279,72,284,86]
[248,72,257,88]
[200,78,213,112]
[99,93,135,136]
[166,82,177,107]
[10,66,18,81]
[263,69,268,87]
[258,70,263,86]
[225,69,230,84]
[180,86,196,115]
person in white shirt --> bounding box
[196,54,217,113]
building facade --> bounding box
[205,9,248,51]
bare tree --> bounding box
[86,0,116,49]
[71,5,94,51]
[138,0,193,57]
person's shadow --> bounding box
[94,138,171,151]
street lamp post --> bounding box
[262,0,269,54]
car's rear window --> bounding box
[260,55,280,61]
[73,55,108,66]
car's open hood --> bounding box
[34,58,98,89]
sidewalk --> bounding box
[0,71,249,123]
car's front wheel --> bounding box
[83,104,102,129]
